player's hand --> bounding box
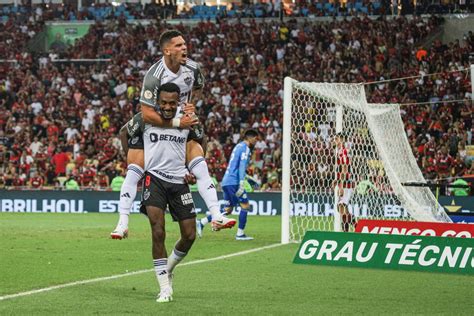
[183,103,196,114]
[184,173,197,185]
[246,175,261,190]
[179,113,199,129]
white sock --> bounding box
[200,216,210,226]
[117,164,144,226]
[188,157,221,220]
[167,248,187,274]
[237,228,245,236]
[118,214,129,228]
[153,258,169,291]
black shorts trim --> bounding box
[140,172,196,222]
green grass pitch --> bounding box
[0,213,472,315]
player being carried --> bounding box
[140,82,199,302]
[111,29,236,239]
[196,129,259,240]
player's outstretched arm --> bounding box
[141,103,198,129]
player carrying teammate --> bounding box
[197,129,259,240]
[111,30,236,238]
[141,82,198,303]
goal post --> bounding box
[281,77,452,243]
[281,77,292,244]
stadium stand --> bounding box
[0,1,471,23]
[0,5,472,193]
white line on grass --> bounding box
[0,243,284,302]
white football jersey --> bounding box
[143,124,189,184]
[140,58,204,114]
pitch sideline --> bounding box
[0,243,284,301]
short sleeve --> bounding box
[140,65,160,108]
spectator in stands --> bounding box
[64,175,80,190]
[29,171,45,189]
[261,174,281,191]
[51,147,70,176]
[50,33,68,52]
[450,177,470,196]
[110,170,125,192]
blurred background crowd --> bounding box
[0,2,473,195]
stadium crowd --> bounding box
[1,1,472,24]
[0,9,473,194]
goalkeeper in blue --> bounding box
[196,129,259,240]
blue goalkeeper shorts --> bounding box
[222,185,249,208]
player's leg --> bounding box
[166,182,197,295]
[167,218,196,293]
[111,148,144,239]
[196,185,235,237]
[146,205,172,302]
[141,173,172,303]
[338,188,354,232]
[186,140,236,230]
[235,192,253,240]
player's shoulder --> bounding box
[183,58,200,71]
[146,58,165,78]
[237,141,249,151]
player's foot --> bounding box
[211,216,237,231]
[110,225,128,240]
[156,288,173,303]
[196,219,204,238]
[235,234,254,241]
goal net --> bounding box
[281,78,452,243]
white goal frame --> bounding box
[281,77,452,244]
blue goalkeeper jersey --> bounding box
[222,141,251,187]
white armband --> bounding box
[172,118,180,128]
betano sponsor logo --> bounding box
[294,231,473,274]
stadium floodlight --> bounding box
[281,77,451,244]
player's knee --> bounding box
[180,228,196,247]
[184,229,196,243]
[240,204,251,212]
[151,225,166,242]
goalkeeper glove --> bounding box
[245,175,261,190]
[236,181,245,197]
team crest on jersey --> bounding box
[144,90,153,99]
[143,189,150,200]
[184,76,193,86]
[131,136,139,145]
